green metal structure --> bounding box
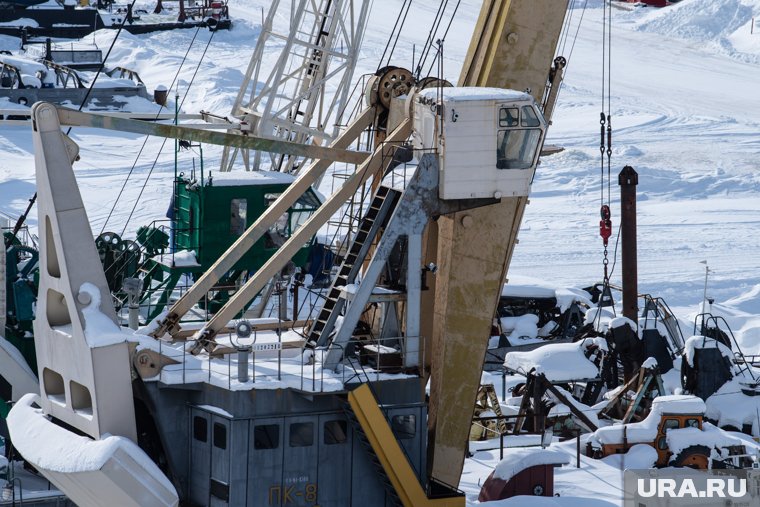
[173,171,318,270]
[134,170,321,321]
[3,231,39,375]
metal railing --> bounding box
[153,334,423,393]
[472,413,583,467]
[693,312,756,381]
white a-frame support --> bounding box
[32,102,136,442]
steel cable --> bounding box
[99,26,203,235]
[119,29,217,237]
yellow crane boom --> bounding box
[424,0,570,486]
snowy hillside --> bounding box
[516,0,760,316]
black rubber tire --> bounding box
[670,445,711,469]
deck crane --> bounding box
[218,0,370,174]
[149,0,572,487]
[134,0,373,335]
[8,0,574,505]
[425,0,570,485]
[143,0,573,480]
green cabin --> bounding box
[136,170,322,320]
[172,170,319,271]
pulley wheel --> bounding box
[417,76,453,90]
[375,66,415,110]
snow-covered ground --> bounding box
[1,0,760,505]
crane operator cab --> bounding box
[412,87,547,200]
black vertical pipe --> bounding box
[618,166,639,321]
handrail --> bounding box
[693,312,755,381]
[153,332,422,393]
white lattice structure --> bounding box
[220,0,370,174]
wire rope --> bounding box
[376,0,412,71]
[119,29,217,237]
[99,26,204,235]
[420,0,462,80]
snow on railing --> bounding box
[151,334,422,393]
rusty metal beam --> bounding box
[458,0,570,102]
[619,165,639,322]
[426,0,571,487]
[54,106,371,165]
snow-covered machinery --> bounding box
[0,218,40,418]
[497,297,688,437]
[503,337,606,435]
[587,395,753,469]
[478,448,569,502]
[680,321,760,438]
[0,53,152,111]
[7,85,551,506]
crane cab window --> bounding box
[264,192,320,249]
[499,107,519,127]
[391,415,416,440]
[254,424,280,450]
[193,416,208,442]
[496,129,542,170]
[496,104,542,170]
[520,105,541,127]
[263,193,289,248]
[324,420,348,445]
[213,423,227,450]
[662,418,680,432]
[289,422,314,447]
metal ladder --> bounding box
[307,185,401,346]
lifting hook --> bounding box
[599,204,612,247]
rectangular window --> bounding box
[496,129,542,170]
[254,424,280,450]
[213,422,227,450]
[230,198,247,236]
[193,416,208,442]
[210,478,229,502]
[499,107,519,127]
[290,422,314,447]
[520,105,541,127]
[391,414,416,440]
[324,420,348,445]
